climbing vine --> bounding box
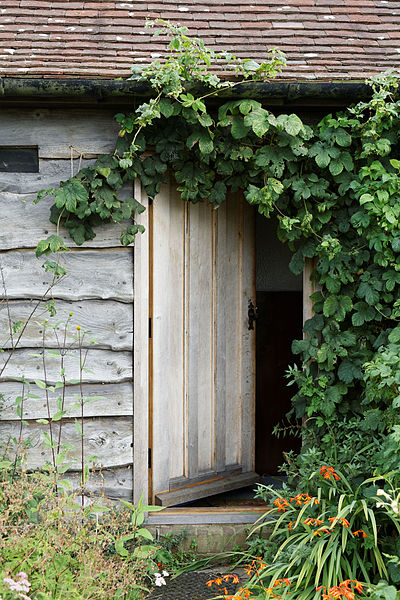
[35,20,400,478]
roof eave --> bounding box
[0,78,372,105]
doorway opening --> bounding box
[255,214,302,477]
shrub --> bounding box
[0,463,160,600]
[235,467,400,600]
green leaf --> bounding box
[64,179,89,212]
[392,237,400,252]
[74,419,83,436]
[323,295,338,317]
[325,276,341,294]
[329,159,344,176]
[315,148,331,168]
[34,379,47,389]
[158,98,175,119]
[52,410,66,422]
[334,128,351,147]
[238,99,262,115]
[284,114,304,136]
[243,108,270,138]
[359,193,374,206]
[198,131,214,154]
[388,326,400,343]
[209,181,227,206]
[338,359,363,384]
[230,115,251,139]
[352,302,375,326]
[309,142,331,168]
[136,528,154,541]
[97,167,111,178]
[358,281,379,305]
[197,113,213,127]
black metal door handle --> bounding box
[248,300,258,330]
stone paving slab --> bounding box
[148,571,239,600]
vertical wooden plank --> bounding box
[152,184,172,496]
[215,200,227,473]
[186,202,198,479]
[167,188,185,480]
[133,179,150,504]
[193,202,214,474]
[240,197,256,472]
[224,196,241,467]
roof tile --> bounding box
[0,0,399,81]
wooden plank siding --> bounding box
[0,107,134,500]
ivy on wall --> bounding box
[35,20,400,474]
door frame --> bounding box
[133,179,151,504]
[132,181,315,505]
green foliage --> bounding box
[0,464,159,600]
[33,24,400,481]
[241,470,400,600]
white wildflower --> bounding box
[154,573,167,586]
[162,570,169,577]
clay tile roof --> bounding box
[0,0,399,81]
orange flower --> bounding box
[224,574,240,584]
[341,519,350,528]
[328,517,350,528]
[320,466,341,481]
[235,588,252,598]
[353,530,368,538]
[317,579,364,600]
[274,578,291,586]
[304,518,324,526]
[274,498,290,512]
[288,521,296,531]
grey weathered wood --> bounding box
[152,183,176,496]
[148,508,269,525]
[0,108,119,159]
[133,179,150,505]
[0,417,133,470]
[0,382,133,420]
[215,199,228,473]
[0,299,133,351]
[0,249,133,302]
[0,159,94,194]
[155,472,259,508]
[240,200,256,472]
[151,189,256,505]
[0,186,132,250]
[64,466,133,502]
[0,348,132,384]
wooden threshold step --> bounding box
[155,472,259,507]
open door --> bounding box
[150,184,257,507]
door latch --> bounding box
[248,300,258,330]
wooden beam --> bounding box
[133,179,150,505]
[155,472,259,507]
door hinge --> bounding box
[148,448,152,469]
[149,317,152,338]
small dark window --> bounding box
[0,146,39,173]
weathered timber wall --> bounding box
[0,107,134,500]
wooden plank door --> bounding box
[151,184,256,507]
